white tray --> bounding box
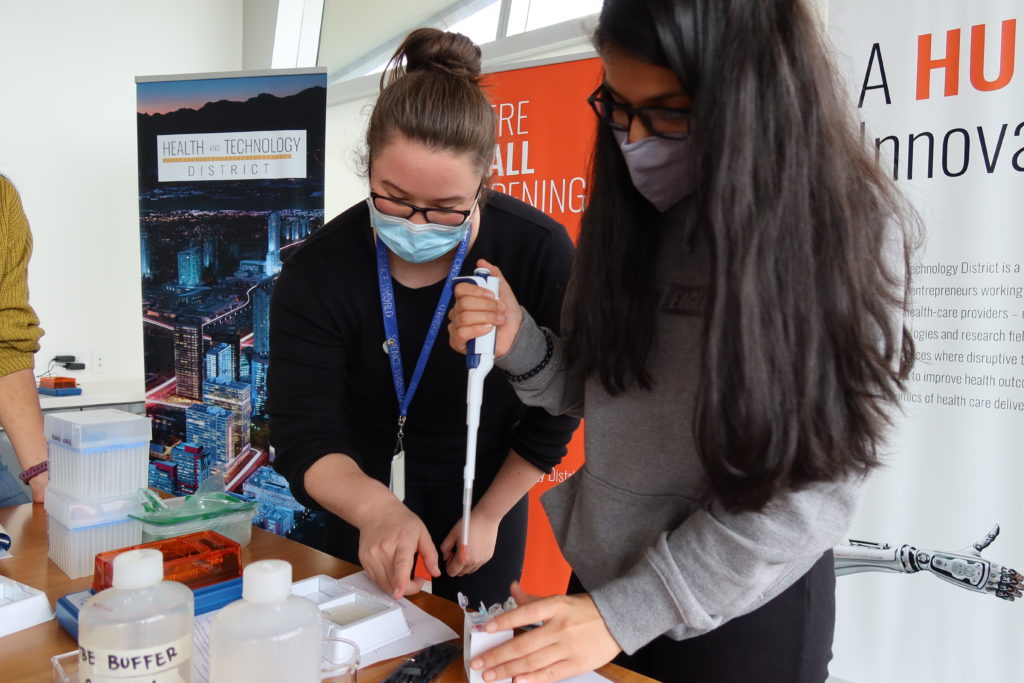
[0,575,54,637]
[291,574,411,652]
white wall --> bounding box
[324,97,373,220]
[0,0,243,391]
[243,0,279,70]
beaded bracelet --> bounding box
[19,460,48,484]
[504,328,554,383]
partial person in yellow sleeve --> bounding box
[0,175,48,505]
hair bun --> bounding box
[392,28,482,81]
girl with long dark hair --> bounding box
[448,0,916,681]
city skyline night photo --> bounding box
[137,71,326,540]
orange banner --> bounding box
[482,57,602,595]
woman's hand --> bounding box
[357,498,441,600]
[449,259,523,358]
[470,582,622,683]
[439,508,502,576]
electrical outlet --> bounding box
[54,352,85,372]
[92,351,108,374]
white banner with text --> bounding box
[157,130,307,182]
[829,3,1022,682]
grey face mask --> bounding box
[614,130,697,213]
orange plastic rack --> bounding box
[91,529,242,592]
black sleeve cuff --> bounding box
[509,408,580,473]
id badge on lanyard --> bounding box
[375,229,470,503]
[390,417,406,501]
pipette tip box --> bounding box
[44,487,142,579]
[45,408,151,501]
[131,495,257,546]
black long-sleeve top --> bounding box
[268,192,579,509]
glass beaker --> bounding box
[321,636,360,683]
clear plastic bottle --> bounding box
[209,559,321,683]
[78,547,195,682]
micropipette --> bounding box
[452,267,500,562]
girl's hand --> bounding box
[439,508,502,576]
[449,259,522,358]
[357,498,440,599]
[471,582,622,683]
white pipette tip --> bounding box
[455,268,499,569]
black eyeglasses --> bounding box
[370,190,478,227]
[587,85,692,140]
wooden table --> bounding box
[0,503,652,682]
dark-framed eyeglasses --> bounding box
[369,190,479,227]
[587,85,692,140]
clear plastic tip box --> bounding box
[131,495,257,546]
[45,487,142,579]
[45,409,152,501]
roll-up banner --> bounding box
[482,56,602,595]
[136,68,327,541]
[829,4,1021,681]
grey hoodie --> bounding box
[495,211,866,655]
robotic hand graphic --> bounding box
[834,525,1023,602]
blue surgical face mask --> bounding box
[613,130,697,213]
[367,198,474,263]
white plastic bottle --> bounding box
[209,559,321,683]
[78,548,195,682]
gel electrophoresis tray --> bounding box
[0,575,54,638]
[291,574,411,652]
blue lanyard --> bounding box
[375,230,471,424]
